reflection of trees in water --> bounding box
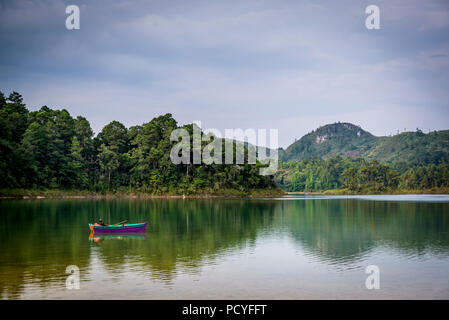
[1,198,449,297]
[0,200,91,299]
[94,199,279,283]
[282,199,449,265]
[0,199,279,296]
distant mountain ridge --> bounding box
[280,122,449,164]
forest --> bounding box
[276,157,449,193]
[2,90,448,196]
[0,91,280,196]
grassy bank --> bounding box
[0,188,285,199]
[322,187,449,195]
[3,187,447,199]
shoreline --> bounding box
[0,189,286,200]
[2,188,448,200]
[287,188,449,196]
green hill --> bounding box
[365,130,449,164]
[281,123,449,165]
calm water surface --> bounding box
[1,195,449,299]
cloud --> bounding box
[0,0,449,148]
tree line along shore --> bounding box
[1,90,448,198]
[0,91,281,197]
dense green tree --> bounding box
[98,143,120,189]
[0,91,29,187]
[70,136,89,189]
[129,114,178,191]
[277,157,449,193]
[98,121,129,154]
[20,107,76,187]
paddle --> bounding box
[112,220,128,226]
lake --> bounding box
[1,195,449,299]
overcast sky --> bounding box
[1,0,448,147]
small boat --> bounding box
[89,221,148,233]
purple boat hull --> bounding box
[89,221,148,233]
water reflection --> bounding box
[282,199,449,262]
[89,232,147,242]
[1,197,449,298]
